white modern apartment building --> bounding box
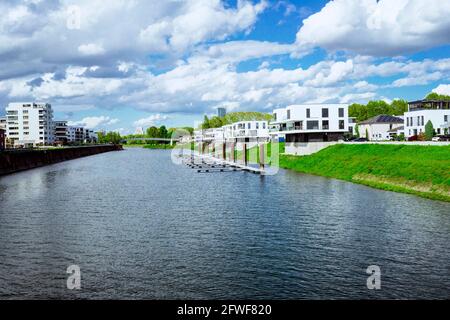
[271,104,349,155]
[5,102,55,147]
[271,104,349,141]
[404,99,450,138]
[358,115,404,141]
[222,121,269,142]
[66,126,85,143]
[84,128,98,143]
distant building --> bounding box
[67,126,84,143]
[404,99,450,138]
[358,115,403,141]
[54,120,68,144]
[5,102,55,147]
[84,128,97,143]
[0,116,6,130]
[217,107,227,118]
[0,128,5,150]
[222,121,269,143]
[135,127,144,135]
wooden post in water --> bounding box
[243,143,248,166]
[259,143,265,170]
[230,142,235,163]
[222,142,226,160]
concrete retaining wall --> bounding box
[285,141,339,156]
[0,145,122,176]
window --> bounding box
[322,108,329,118]
[306,109,310,118]
[263,123,266,129]
[445,115,448,122]
[287,109,291,120]
[306,121,319,130]
[421,116,424,126]
[247,123,251,129]
[256,122,259,129]
[322,120,329,130]
[339,108,344,118]
[339,120,345,130]
[273,113,277,121]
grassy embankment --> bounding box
[278,144,450,202]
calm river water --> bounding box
[0,148,449,299]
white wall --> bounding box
[272,104,349,133]
[359,123,403,141]
[6,102,54,146]
[285,141,339,156]
[404,109,450,137]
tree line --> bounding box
[201,111,273,129]
[349,100,408,122]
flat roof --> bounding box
[408,99,450,104]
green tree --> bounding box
[365,128,369,141]
[202,115,210,129]
[158,125,168,138]
[426,92,450,101]
[208,116,224,128]
[348,103,367,122]
[390,99,408,115]
[183,127,194,135]
[146,126,159,138]
[424,120,434,141]
[355,124,360,138]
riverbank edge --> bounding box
[278,144,450,203]
[0,144,123,176]
[124,144,175,149]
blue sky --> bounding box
[0,0,449,134]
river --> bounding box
[0,148,449,299]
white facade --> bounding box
[358,115,404,141]
[404,99,450,138]
[5,102,54,147]
[67,126,85,143]
[404,110,450,138]
[271,104,349,142]
[222,121,269,141]
[194,121,269,143]
[359,123,403,141]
